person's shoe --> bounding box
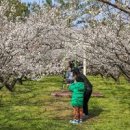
[69,119,79,124]
[79,119,83,123]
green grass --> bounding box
[0,76,130,130]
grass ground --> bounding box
[0,76,130,130]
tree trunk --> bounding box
[4,78,17,92]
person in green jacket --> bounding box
[68,73,85,124]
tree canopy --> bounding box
[0,0,29,21]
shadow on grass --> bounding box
[47,105,104,122]
[84,106,104,121]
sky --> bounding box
[21,0,43,3]
[21,0,116,4]
[21,0,119,29]
[21,0,56,4]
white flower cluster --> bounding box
[0,1,130,91]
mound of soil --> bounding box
[51,91,104,98]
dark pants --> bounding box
[83,89,92,115]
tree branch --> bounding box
[97,0,130,15]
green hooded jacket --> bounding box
[69,82,85,107]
